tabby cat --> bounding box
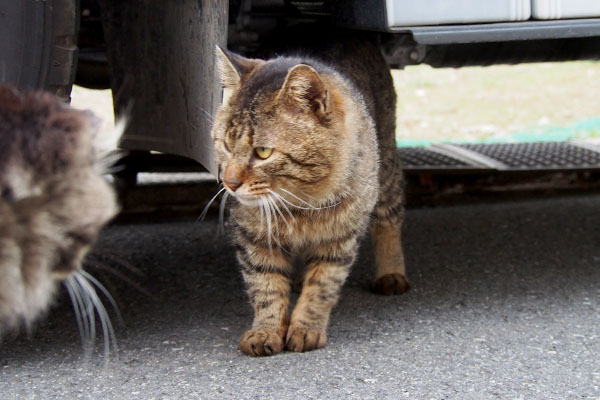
[211,30,409,356]
[0,84,121,339]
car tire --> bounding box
[0,0,79,102]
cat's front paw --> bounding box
[286,325,327,353]
[239,329,284,357]
[374,273,410,295]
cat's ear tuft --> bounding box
[215,46,263,88]
[279,64,328,115]
[90,107,128,174]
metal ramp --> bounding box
[398,141,600,171]
[115,141,600,220]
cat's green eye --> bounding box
[254,147,273,159]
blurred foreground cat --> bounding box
[0,84,121,347]
[211,30,408,356]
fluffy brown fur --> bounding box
[212,31,408,356]
[0,84,120,336]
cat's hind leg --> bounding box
[371,149,410,295]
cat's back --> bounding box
[259,26,395,131]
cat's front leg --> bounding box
[287,241,357,352]
[236,237,292,357]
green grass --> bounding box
[393,61,600,146]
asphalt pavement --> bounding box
[1,193,599,399]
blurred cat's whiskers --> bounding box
[79,270,122,325]
[198,186,227,222]
[217,191,229,236]
[88,250,144,277]
[295,188,319,202]
[65,275,94,359]
[198,106,215,125]
[267,191,294,224]
[197,185,229,235]
[258,197,265,235]
[270,189,339,211]
[261,197,274,250]
[258,195,290,256]
[84,258,150,298]
[266,195,291,231]
[64,270,119,364]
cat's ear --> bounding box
[215,46,263,88]
[278,64,328,115]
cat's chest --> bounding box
[232,198,366,248]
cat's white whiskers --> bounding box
[278,188,314,208]
[198,106,215,124]
[79,270,123,324]
[197,184,229,235]
[218,191,229,236]
[274,188,340,211]
[74,272,118,363]
[83,286,98,359]
[77,276,97,343]
[266,194,291,231]
[258,197,265,235]
[266,197,287,255]
[271,190,313,210]
[66,274,98,360]
[84,258,150,297]
[283,188,340,209]
[88,250,144,277]
[258,196,291,255]
[262,196,274,251]
[65,270,120,364]
[269,197,281,238]
[267,190,294,222]
[65,277,93,357]
[296,188,319,202]
[198,186,227,222]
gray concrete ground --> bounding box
[1,194,599,399]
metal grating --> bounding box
[398,142,600,171]
[459,142,600,169]
[398,147,471,169]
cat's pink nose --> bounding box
[223,164,243,192]
[224,178,242,192]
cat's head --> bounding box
[211,48,353,208]
[0,84,122,333]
